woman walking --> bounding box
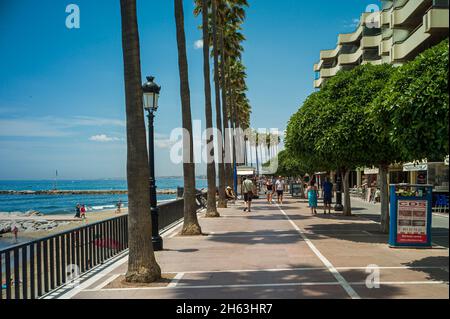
[307,180,318,215]
[266,178,274,204]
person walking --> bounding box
[266,178,274,204]
[116,200,123,214]
[12,224,19,243]
[307,180,319,215]
[80,204,87,220]
[242,177,255,213]
[74,204,81,218]
[322,177,333,214]
[275,176,285,205]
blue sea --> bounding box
[0,178,208,216]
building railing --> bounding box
[0,196,205,300]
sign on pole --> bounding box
[389,184,433,248]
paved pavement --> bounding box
[57,196,448,299]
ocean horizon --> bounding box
[0,178,208,216]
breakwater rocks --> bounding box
[0,220,70,235]
[0,210,72,235]
[0,189,178,196]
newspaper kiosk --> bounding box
[389,184,433,248]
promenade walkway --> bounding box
[52,196,448,299]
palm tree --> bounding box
[211,0,228,208]
[174,0,202,236]
[119,0,161,283]
[200,0,220,218]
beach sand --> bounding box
[0,208,128,243]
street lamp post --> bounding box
[334,168,344,212]
[142,76,163,251]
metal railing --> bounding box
[0,196,206,300]
[1,215,128,300]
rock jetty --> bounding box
[0,211,73,235]
[0,189,177,195]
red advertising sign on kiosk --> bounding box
[397,200,428,244]
[389,184,433,248]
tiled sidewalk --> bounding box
[57,197,448,299]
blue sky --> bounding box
[0,0,379,180]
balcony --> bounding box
[362,59,384,65]
[362,34,382,48]
[392,7,449,61]
[424,8,449,32]
[392,23,430,61]
[381,9,391,26]
[391,0,429,26]
[320,65,341,78]
[320,45,341,59]
[379,37,393,55]
[338,46,363,65]
[314,78,324,89]
[338,25,363,44]
[314,63,320,72]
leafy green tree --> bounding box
[287,64,396,216]
[372,38,449,163]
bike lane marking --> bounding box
[277,204,361,299]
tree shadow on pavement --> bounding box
[246,214,312,221]
[303,222,389,245]
[205,230,303,246]
[163,264,404,299]
[403,256,449,284]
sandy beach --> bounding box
[0,208,128,245]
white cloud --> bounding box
[155,139,175,149]
[89,134,121,143]
[0,116,125,138]
[194,39,204,49]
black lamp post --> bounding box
[142,76,163,251]
[334,168,344,212]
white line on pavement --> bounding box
[164,265,449,275]
[48,252,130,300]
[92,274,122,291]
[81,280,448,293]
[168,272,185,288]
[276,204,361,300]
[51,214,193,299]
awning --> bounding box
[403,163,428,172]
[364,168,379,175]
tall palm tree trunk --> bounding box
[120,0,161,283]
[212,0,227,208]
[219,32,232,188]
[174,0,202,235]
[201,0,219,218]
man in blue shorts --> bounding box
[322,177,333,214]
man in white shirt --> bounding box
[242,177,255,212]
[275,176,285,205]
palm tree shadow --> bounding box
[206,230,303,245]
[403,256,449,284]
[165,264,404,299]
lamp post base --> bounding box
[334,204,344,212]
[152,236,163,251]
[151,206,163,251]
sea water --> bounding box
[0,178,208,216]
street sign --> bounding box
[403,163,428,172]
[389,184,433,248]
[364,168,379,175]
